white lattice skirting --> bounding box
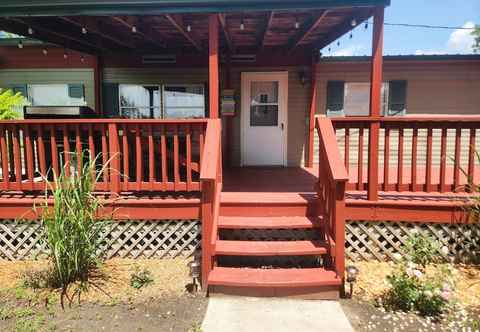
[1,220,479,263]
[0,220,201,260]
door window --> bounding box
[250,81,279,126]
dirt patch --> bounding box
[0,258,208,332]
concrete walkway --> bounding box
[201,297,354,332]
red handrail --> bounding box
[315,117,348,282]
[199,118,222,289]
[330,115,480,196]
[0,119,207,194]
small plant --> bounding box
[0,88,26,120]
[21,269,56,290]
[404,232,440,267]
[130,266,154,289]
[39,152,111,307]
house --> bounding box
[0,0,479,299]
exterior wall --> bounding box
[0,68,95,110]
[0,46,97,111]
[314,59,480,165]
[316,60,480,116]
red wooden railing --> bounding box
[0,119,208,194]
[199,119,222,288]
[331,116,480,197]
[315,117,349,281]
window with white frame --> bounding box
[28,84,86,106]
[118,84,205,119]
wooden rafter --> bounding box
[0,18,96,54]
[8,17,105,52]
[165,14,202,52]
[257,11,274,51]
[288,10,329,53]
[314,8,372,50]
[218,13,234,52]
[59,17,134,49]
[111,16,165,49]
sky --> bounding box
[325,0,480,56]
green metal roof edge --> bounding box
[0,37,48,46]
[321,54,480,62]
[0,0,390,16]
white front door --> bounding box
[241,72,288,166]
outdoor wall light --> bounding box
[188,251,201,292]
[346,265,359,298]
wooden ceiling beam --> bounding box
[59,17,134,50]
[8,17,105,52]
[257,11,274,51]
[288,10,329,53]
[314,8,372,50]
[164,14,202,52]
[218,13,234,53]
[111,16,165,49]
[0,18,97,54]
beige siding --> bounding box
[102,67,209,85]
[314,60,480,165]
[0,68,95,110]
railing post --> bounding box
[108,123,121,196]
[307,52,319,168]
[201,179,214,290]
[367,6,384,201]
[334,181,346,281]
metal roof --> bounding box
[0,0,390,16]
[321,54,480,62]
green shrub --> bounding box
[0,88,26,120]
[130,266,154,289]
[39,152,110,306]
[404,232,440,267]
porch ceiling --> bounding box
[0,1,389,56]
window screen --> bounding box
[119,85,161,119]
[163,85,205,119]
[28,84,86,107]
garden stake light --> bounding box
[346,265,360,298]
[188,251,201,292]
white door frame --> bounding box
[240,71,288,166]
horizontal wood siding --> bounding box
[0,68,95,110]
[314,60,480,164]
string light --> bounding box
[80,55,85,63]
[17,40,23,49]
[295,17,300,29]
[187,24,191,32]
[28,27,34,35]
[82,27,87,34]
[42,48,48,55]
[63,49,68,59]
[351,19,357,27]
[240,16,245,31]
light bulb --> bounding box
[28,27,33,35]
[295,19,299,29]
[132,26,137,33]
[63,52,68,59]
[81,55,85,63]
[82,27,87,34]
[240,22,244,30]
[187,25,191,32]
[42,48,48,55]
[351,19,357,27]
[18,40,23,49]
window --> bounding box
[326,80,407,117]
[119,85,160,118]
[117,84,205,119]
[163,85,205,118]
[28,84,86,106]
[249,81,279,126]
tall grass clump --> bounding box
[40,152,110,306]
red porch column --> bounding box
[208,14,219,119]
[367,7,384,201]
[306,52,319,168]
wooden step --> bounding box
[208,267,341,288]
[218,216,321,229]
[220,192,317,217]
[215,240,328,256]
